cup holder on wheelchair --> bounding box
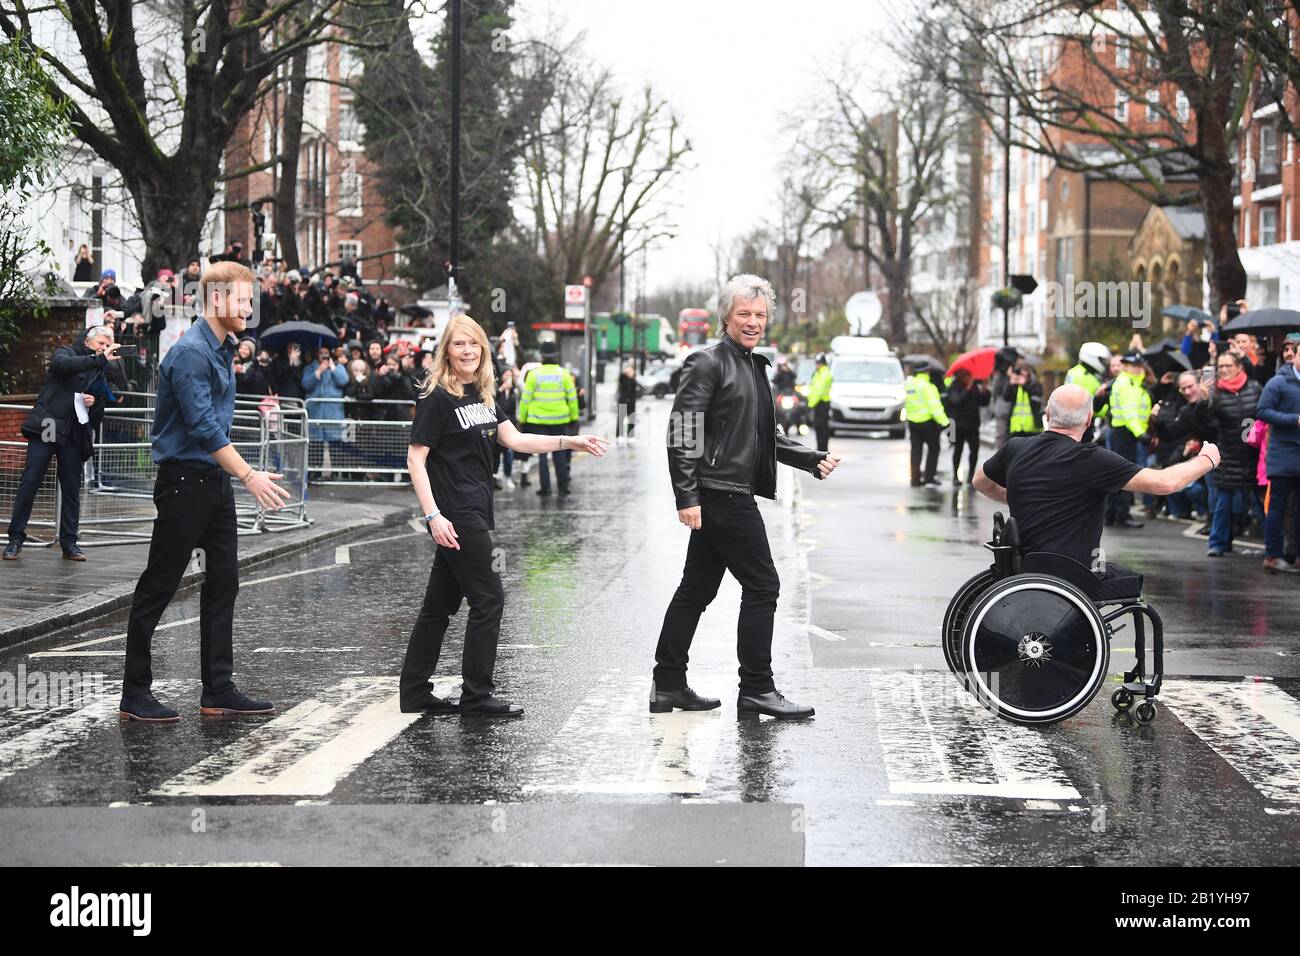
[942,514,1164,726]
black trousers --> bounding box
[1105,430,1139,523]
[122,463,239,698]
[400,529,504,707]
[526,423,571,491]
[813,403,831,452]
[6,437,85,547]
[653,490,779,694]
[952,426,981,483]
[909,420,941,484]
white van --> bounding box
[828,339,906,438]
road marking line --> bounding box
[806,623,845,642]
[522,671,726,795]
[869,671,1080,802]
[152,676,459,798]
[0,680,189,784]
[334,546,350,564]
[242,564,336,587]
[250,647,362,654]
[27,651,125,658]
[35,616,200,655]
[1161,678,1300,804]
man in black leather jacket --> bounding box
[4,326,121,560]
[651,274,840,719]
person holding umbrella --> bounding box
[944,368,989,486]
[400,315,608,717]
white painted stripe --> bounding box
[152,676,457,798]
[0,680,189,784]
[345,530,423,550]
[250,647,362,654]
[807,623,846,642]
[28,650,125,658]
[1161,679,1300,804]
[242,564,336,587]
[41,615,200,653]
[869,671,1081,801]
[522,671,725,795]
[1181,524,1264,549]
[334,546,350,564]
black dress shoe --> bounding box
[400,695,460,715]
[649,681,721,713]
[1115,518,1145,529]
[459,695,524,717]
[2,540,20,560]
[61,544,87,561]
[119,693,181,723]
[199,686,274,715]
[737,690,815,720]
[536,488,551,497]
[558,485,571,496]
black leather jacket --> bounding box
[668,334,827,508]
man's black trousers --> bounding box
[653,490,779,694]
[122,463,239,698]
[6,437,85,547]
[909,420,942,484]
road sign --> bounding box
[565,284,587,319]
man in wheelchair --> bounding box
[942,385,1222,725]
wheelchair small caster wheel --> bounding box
[1134,700,1157,724]
[1112,688,1134,711]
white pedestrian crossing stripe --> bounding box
[522,670,726,795]
[1161,678,1300,804]
[0,680,190,785]
[152,676,459,798]
[870,672,1081,801]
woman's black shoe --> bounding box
[649,682,721,713]
[459,695,524,717]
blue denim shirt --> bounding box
[151,318,236,465]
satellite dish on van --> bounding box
[845,291,882,335]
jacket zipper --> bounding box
[711,418,728,466]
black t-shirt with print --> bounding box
[410,383,506,532]
[981,431,1143,567]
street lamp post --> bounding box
[446,0,462,319]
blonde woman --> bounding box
[401,315,608,716]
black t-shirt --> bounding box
[410,384,506,532]
[982,431,1143,567]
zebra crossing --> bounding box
[3,668,1300,811]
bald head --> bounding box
[1045,384,1093,435]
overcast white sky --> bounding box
[419,0,894,295]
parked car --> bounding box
[637,362,681,398]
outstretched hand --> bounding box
[818,455,841,479]
[570,434,609,457]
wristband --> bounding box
[1198,452,1218,469]
[559,436,564,450]
[420,510,441,525]
[240,468,255,483]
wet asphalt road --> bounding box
[2,402,1300,866]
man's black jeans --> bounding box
[654,490,779,694]
[122,462,239,698]
[401,529,504,707]
[6,437,85,547]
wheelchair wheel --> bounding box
[960,573,1109,725]
[942,569,995,680]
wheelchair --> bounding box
[942,513,1164,726]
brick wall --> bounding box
[1,298,92,395]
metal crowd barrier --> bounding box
[0,393,311,547]
[305,397,415,485]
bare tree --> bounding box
[908,0,1257,312]
[0,0,398,278]
[515,36,691,316]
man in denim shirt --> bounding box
[119,262,291,722]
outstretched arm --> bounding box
[973,466,1008,503]
[496,420,607,457]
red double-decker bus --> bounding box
[678,308,710,353]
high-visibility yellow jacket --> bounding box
[1109,370,1151,438]
[904,372,950,426]
[807,365,832,407]
[1009,385,1042,434]
[519,363,578,425]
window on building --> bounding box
[339,101,363,148]
[1146,89,1159,123]
[339,240,362,277]
[1261,124,1279,174]
[1260,205,1278,245]
[1116,36,1129,69]
[1115,89,1129,121]
[1176,91,1190,124]
[338,160,362,218]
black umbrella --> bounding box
[257,320,339,352]
[1221,308,1300,334]
[1161,304,1213,326]
[902,353,945,375]
[1142,338,1193,377]
[398,303,434,319]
